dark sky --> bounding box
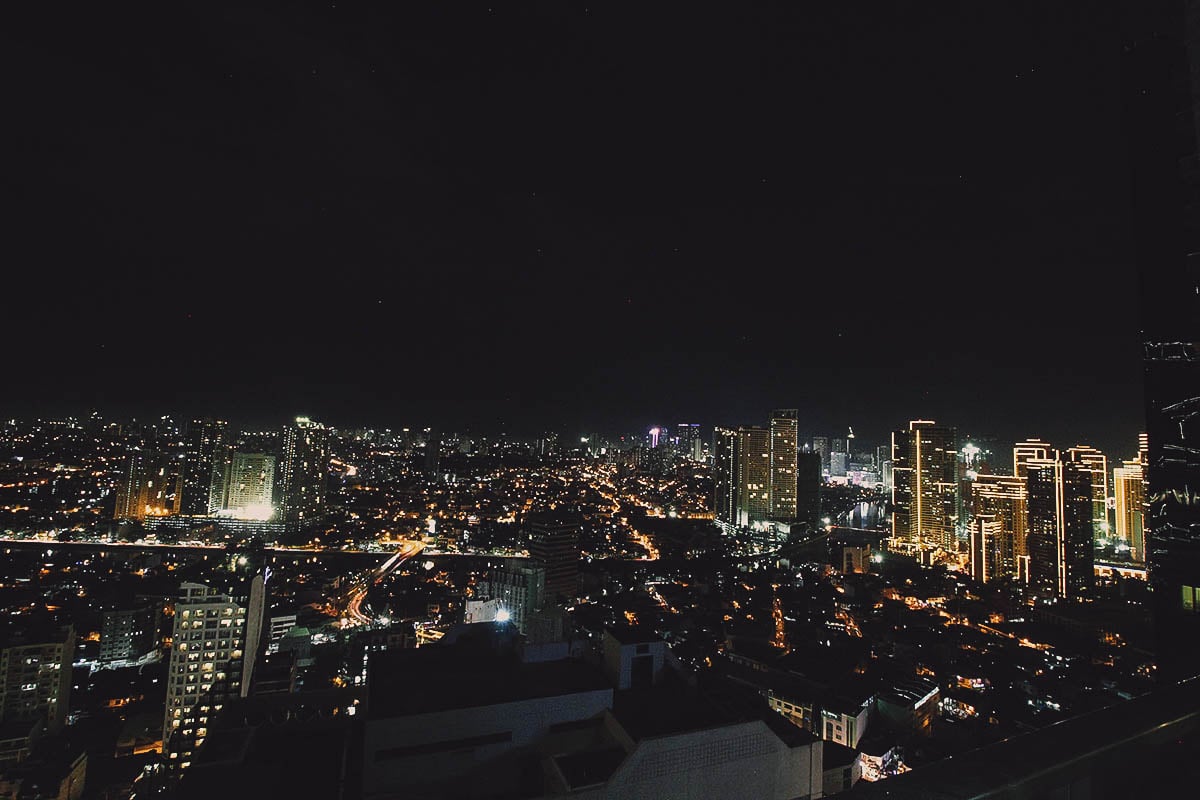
[5,2,1144,455]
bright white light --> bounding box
[871,553,884,564]
[495,609,511,623]
[236,556,248,567]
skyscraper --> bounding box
[1013,438,1056,479]
[811,436,830,474]
[1027,460,1094,601]
[768,409,799,521]
[1113,458,1146,562]
[181,419,228,516]
[211,452,275,519]
[527,514,581,600]
[970,473,1028,580]
[278,417,329,527]
[969,515,1001,584]
[891,421,958,550]
[480,563,545,635]
[164,577,265,773]
[796,452,822,534]
[676,423,702,461]
[736,426,771,527]
[712,427,739,527]
[114,449,181,520]
[1066,445,1109,540]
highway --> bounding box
[331,539,425,626]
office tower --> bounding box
[214,452,275,519]
[99,604,160,664]
[971,474,1028,580]
[1027,460,1094,601]
[480,563,546,634]
[1066,445,1109,539]
[181,419,228,515]
[811,436,830,473]
[278,417,329,526]
[0,625,74,732]
[769,409,799,520]
[891,421,958,549]
[114,449,181,520]
[527,514,581,600]
[712,427,740,527]
[876,445,890,471]
[1013,438,1056,478]
[969,515,1001,584]
[164,577,265,772]
[1113,458,1146,562]
[736,427,771,527]
[796,452,822,534]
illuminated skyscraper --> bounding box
[114,449,181,520]
[1027,460,1094,601]
[768,409,798,520]
[1066,445,1109,539]
[279,417,329,526]
[891,421,958,549]
[1113,458,1146,562]
[181,419,228,516]
[971,473,1028,580]
[736,426,771,527]
[210,452,275,519]
[1013,438,1056,478]
[712,427,739,527]
[969,515,1002,584]
[676,423,702,461]
[811,436,830,474]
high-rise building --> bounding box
[0,625,74,733]
[676,423,702,461]
[768,409,798,520]
[969,515,1002,584]
[736,427,771,527]
[712,427,740,527]
[1113,458,1146,562]
[99,604,160,664]
[1013,438,1056,479]
[527,514,581,600]
[114,449,181,520]
[480,563,546,635]
[891,421,958,550]
[181,419,228,516]
[971,473,1028,580]
[811,436,830,474]
[164,577,265,773]
[1027,460,1094,601]
[424,428,441,477]
[1066,445,1109,540]
[796,452,822,535]
[278,417,329,527]
[210,452,275,520]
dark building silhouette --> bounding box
[181,419,228,515]
[1129,0,1200,682]
[527,514,581,600]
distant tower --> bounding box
[712,427,740,527]
[1113,458,1146,562]
[114,449,181,520]
[181,419,227,515]
[769,410,799,521]
[1027,459,1094,601]
[891,421,958,549]
[424,429,441,477]
[279,417,329,526]
[527,514,581,600]
[735,427,771,527]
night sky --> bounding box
[5,3,1144,454]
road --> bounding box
[332,539,425,626]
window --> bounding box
[1184,586,1199,613]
